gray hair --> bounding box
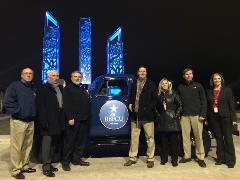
[47,70,59,77]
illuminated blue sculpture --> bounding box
[42,11,60,82]
[79,18,92,84]
[107,27,124,74]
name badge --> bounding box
[214,107,218,113]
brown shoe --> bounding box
[147,161,154,168]
[124,160,136,166]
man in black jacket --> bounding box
[124,66,157,168]
[4,68,37,179]
[36,70,63,177]
[61,71,90,171]
[177,68,207,168]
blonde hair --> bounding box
[158,78,173,95]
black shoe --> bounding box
[43,170,55,177]
[13,172,25,179]
[147,161,154,168]
[227,164,234,168]
[160,159,167,165]
[72,159,90,166]
[171,161,178,167]
[160,161,166,165]
[50,165,58,172]
[21,168,36,173]
[124,160,136,166]
[197,160,206,168]
[215,159,225,165]
[179,158,191,163]
[62,164,71,171]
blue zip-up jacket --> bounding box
[4,80,36,121]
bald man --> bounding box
[4,68,37,179]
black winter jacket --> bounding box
[63,82,90,122]
[36,83,64,136]
[129,79,157,121]
[177,81,207,118]
[156,91,182,132]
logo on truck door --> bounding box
[99,100,129,130]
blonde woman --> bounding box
[156,78,182,166]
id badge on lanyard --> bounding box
[214,107,218,113]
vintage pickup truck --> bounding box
[87,74,212,157]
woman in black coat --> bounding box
[207,73,236,168]
[156,78,182,166]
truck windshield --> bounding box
[97,79,128,97]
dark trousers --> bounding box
[62,121,87,165]
[159,132,179,163]
[210,113,236,166]
[41,136,57,171]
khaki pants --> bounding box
[10,119,34,176]
[180,116,205,160]
[129,121,155,162]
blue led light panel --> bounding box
[42,11,60,83]
[107,27,124,74]
[79,17,92,84]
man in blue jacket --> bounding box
[4,68,37,179]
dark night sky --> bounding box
[1,0,240,98]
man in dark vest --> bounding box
[61,71,90,171]
[124,66,157,168]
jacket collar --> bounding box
[184,80,194,85]
[70,81,82,88]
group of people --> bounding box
[4,69,90,179]
[3,66,237,179]
[124,66,237,169]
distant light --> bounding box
[109,88,122,96]
[45,11,58,27]
[42,11,60,83]
[107,27,124,74]
[79,17,92,85]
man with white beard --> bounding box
[61,71,91,171]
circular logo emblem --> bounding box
[99,100,129,130]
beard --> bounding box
[72,79,81,85]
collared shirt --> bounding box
[135,79,146,112]
[53,85,63,108]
